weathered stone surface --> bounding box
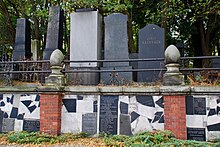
[137,24,165,82]
[165,45,181,64]
[13,18,31,60]
[70,10,102,68]
[50,49,64,66]
[43,6,63,60]
[103,13,129,67]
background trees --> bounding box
[0,0,219,67]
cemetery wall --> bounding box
[0,93,220,141]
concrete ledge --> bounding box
[0,85,219,95]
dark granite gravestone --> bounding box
[101,13,132,85]
[187,128,206,141]
[12,18,31,61]
[43,6,64,60]
[82,113,97,135]
[186,96,206,115]
[2,118,15,132]
[0,110,4,132]
[119,114,131,135]
[194,97,206,115]
[23,119,40,132]
[137,24,164,82]
[99,95,118,134]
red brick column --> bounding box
[164,95,186,140]
[40,94,62,135]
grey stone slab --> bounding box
[43,6,64,60]
[13,18,31,60]
[119,114,131,135]
[23,119,40,132]
[2,118,15,132]
[103,13,129,67]
[82,113,97,135]
[137,24,165,82]
[67,67,100,85]
[70,10,102,67]
[99,95,118,134]
[100,66,132,85]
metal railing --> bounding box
[0,55,219,86]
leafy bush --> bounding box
[7,131,89,144]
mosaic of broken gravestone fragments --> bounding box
[1,93,220,141]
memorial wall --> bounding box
[0,93,219,141]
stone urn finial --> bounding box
[45,49,66,86]
[50,49,64,66]
[163,45,184,86]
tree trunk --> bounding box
[127,12,135,53]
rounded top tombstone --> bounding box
[50,49,64,66]
[165,45,180,64]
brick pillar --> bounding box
[164,95,186,140]
[40,94,62,135]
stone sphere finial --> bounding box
[50,49,64,66]
[165,45,180,64]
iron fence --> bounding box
[0,56,219,85]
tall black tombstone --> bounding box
[137,24,165,82]
[100,13,132,85]
[43,6,64,60]
[12,18,31,61]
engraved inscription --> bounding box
[187,128,206,141]
[23,119,40,132]
[99,96,118,134]
[142,37,161,45]
[82,113,97,135]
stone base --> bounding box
[163,72,184,86]
[100,66,132,85]
[45,74,66,86]
[66,67,100,85]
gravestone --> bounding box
[101,13,132,85]
[31,39,39,61]
[82,113,97,135]
[2,118,15,132]
[186,96,206,115]
[99,95,118,134]
[211,58,220,68]
[137,24,165,82]
[69,9,102,85]
[194,97,206,115]
[43,6,64,60]
[23,119,40,132]
[187,128,206,141]
[12,18,31,60]
[119,114,132,135]
[0,110,4,132]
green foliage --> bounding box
[7,131,89,144]
[103,130,214,146]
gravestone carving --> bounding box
[137,24,164,82]
[99,95,118,134]
[101,13,132,85]
[23,119,40,132]
[82,113,97,135]
[13,18,31,61]
[2,118,15,132]
[69,9,102,85]
[187,128,206,141]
